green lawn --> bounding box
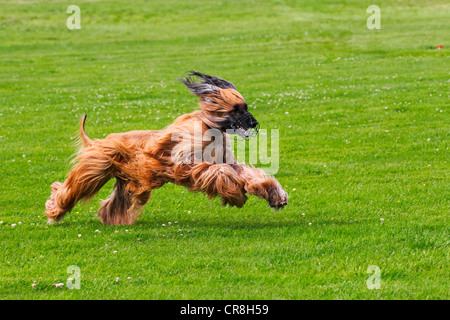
[0,0,448,299]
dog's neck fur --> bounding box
[197,110,223,130]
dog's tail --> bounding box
[79,114,93,148]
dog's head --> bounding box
[180,71,259,139]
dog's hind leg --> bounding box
[97,179,151,225]
[45,147,113,223]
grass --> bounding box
[0,0,448,299]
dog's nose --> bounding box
[249,117,259,128]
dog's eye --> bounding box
[230,104,240,115]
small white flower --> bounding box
[55,283,64,288]
[95,230,101,233]
[18,222,22,225]
[115,277,120,282]
[380,218,384,223]
[187,211,191,214]
[127,277,131,280]
[125,230,129,232]
[11,224,16,228]
[162,224,166,227]
[302,213,305,217]
[32,284,36,288]
[78,234,82,238]
[0,221,3,225]
[113,250,117,254]
[308,223,312,226]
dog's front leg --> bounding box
[239,165,288,210]
[97,179,151,225]
[190,163,248,208]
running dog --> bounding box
[45,72,288,225]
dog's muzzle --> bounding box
[229,112,259,139]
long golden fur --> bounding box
[45,72,288,225]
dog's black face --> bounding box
[215,102,259,139]
[225,102,259,139]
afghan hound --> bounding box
[45,71,288,225]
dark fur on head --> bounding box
[179,71,259,138]
[179,71,237,96]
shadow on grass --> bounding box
[50,215,366,231]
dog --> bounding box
[45,71,288,225]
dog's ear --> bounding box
[187,71,237,90]
[179,71,236,97]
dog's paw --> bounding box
[268,188,288,211]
